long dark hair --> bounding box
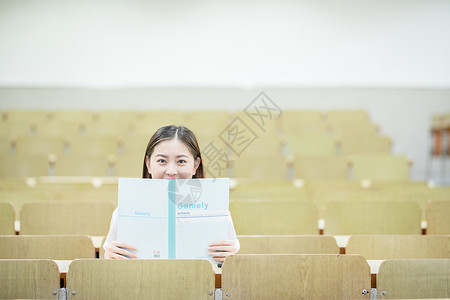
[142,125,204,178]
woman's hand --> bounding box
[104,241,138,259]
[208,240,236,262]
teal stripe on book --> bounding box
[168,180,176,259]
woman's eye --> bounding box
[157,159,166,163]
[178,160,187,164]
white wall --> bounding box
[0,1,449,182]
[0,0,449,87]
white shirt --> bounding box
[103,208,240,254]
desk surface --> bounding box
[54,258,382,290]
[54,258,382,274]
[54,259,224,274]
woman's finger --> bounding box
[212,257,226,262]
[106,240,138,259]
[208,252,231,258]
[209,240,234,247]
[208,252,234,262]
[111,241,138,251]
[108,251,129,260]
[208,245,236,252]
[112,246,138,258]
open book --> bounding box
[117,178,229,264]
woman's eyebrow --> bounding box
[154,154,189,158]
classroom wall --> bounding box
[0,1,449,181]
[0,0,449,87]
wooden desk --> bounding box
[214,259,383,289]
[55,258,382,289]
[55,260,223,288]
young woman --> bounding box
[103,125,239,261]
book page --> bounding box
[117,178,229,263]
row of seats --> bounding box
[230,180,450,220]
[230,200,449,235]
[1,199,448,236]
[1,109,445,299]
[0,151,410,180]
[232,153,410,181]
[1,176,448,200]
[0,133,391,160]
[2,178,448,221]
[1,109,400,180]
[0,201,115,236]
[0,110,382,142]
[3,234,448,259]
[0,109,375,129]
[1,256,448,299]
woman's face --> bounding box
[145,139,201,179]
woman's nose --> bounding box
[166,163,178,175]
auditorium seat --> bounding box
[323,201,421,235]
[237,235,339,254]
[4,110,51,124]
[231,110,281,137]
[285,133,337,156]
[64,136,121,156]
[283,120,329,136]
[0,235,96,259]
[31,179,118,203]
[0,120,37,137]
[330,122,379,137]
[0,153,51,177]
[89,110,142,136]
[34,119,85,137]
[230,179,306,201]
[282,110,323,124]
[346,235,449,259]
[0,180,118,220]
[222,254,371,299]
[307,183,396,219]
[231,133,286,180]
[426,200,450,235]
[1,110,49,138]
[368,182,432,221]
[339,134,391,155]
[0,202,15,235]
[115,152,144,178]
[230,201,319,235]
[0,189,49,222]
[14,136,67,156]
[350,154,411,182]
[20,201,115,236]
[377,259,450,299]
[0,259,60,299]
[66,259,215,299]
[53,154,115,177]
[134,111,187,136]
[293,155,349,181]
[182,110,230,140]
[232,154,289,181]
[50,110,95,124]
[281,110,327,136]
